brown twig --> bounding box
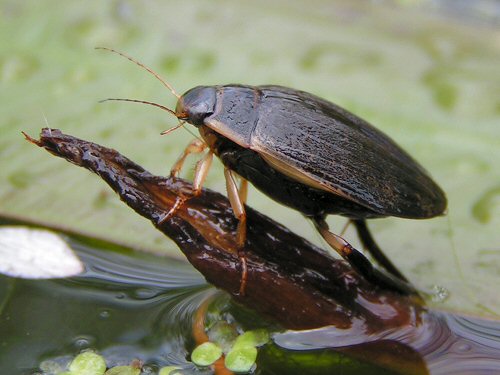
[25,128,425,332]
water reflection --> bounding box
[274,311,500,374]
[1,234,499,374]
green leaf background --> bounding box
[1,0,499,317]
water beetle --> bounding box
[99,49,447,295]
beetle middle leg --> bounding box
[238,177,248,206]
[312,217,417,295]
[224,167,248,295]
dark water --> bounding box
[0,234,211,374]
[0,231,499,374]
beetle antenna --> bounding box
[99,98,178,117]
[95,47,180,99]
[183,125,204,141]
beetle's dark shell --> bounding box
[215,141,384,219]
[205,85,446,219]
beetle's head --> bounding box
[96,49,217,131]
[176,86,217,126]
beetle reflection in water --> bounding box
[98,48,447,296]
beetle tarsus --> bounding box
[312,217,418,295]
[238,250,248,296]
[345,249,418,295]
[158,196,186,224]
[352,219,409,282]
[236,217,248,295]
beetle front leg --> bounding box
[312,217,417,296]
[159,149,212,225]
[170,138,207,178]
[224,168,248,295]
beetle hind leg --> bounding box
[312,217,417,295]
[224,168,249,295]
[352,219,408,282]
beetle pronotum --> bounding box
[97,48,447,295]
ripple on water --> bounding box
[274,310,500,374]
